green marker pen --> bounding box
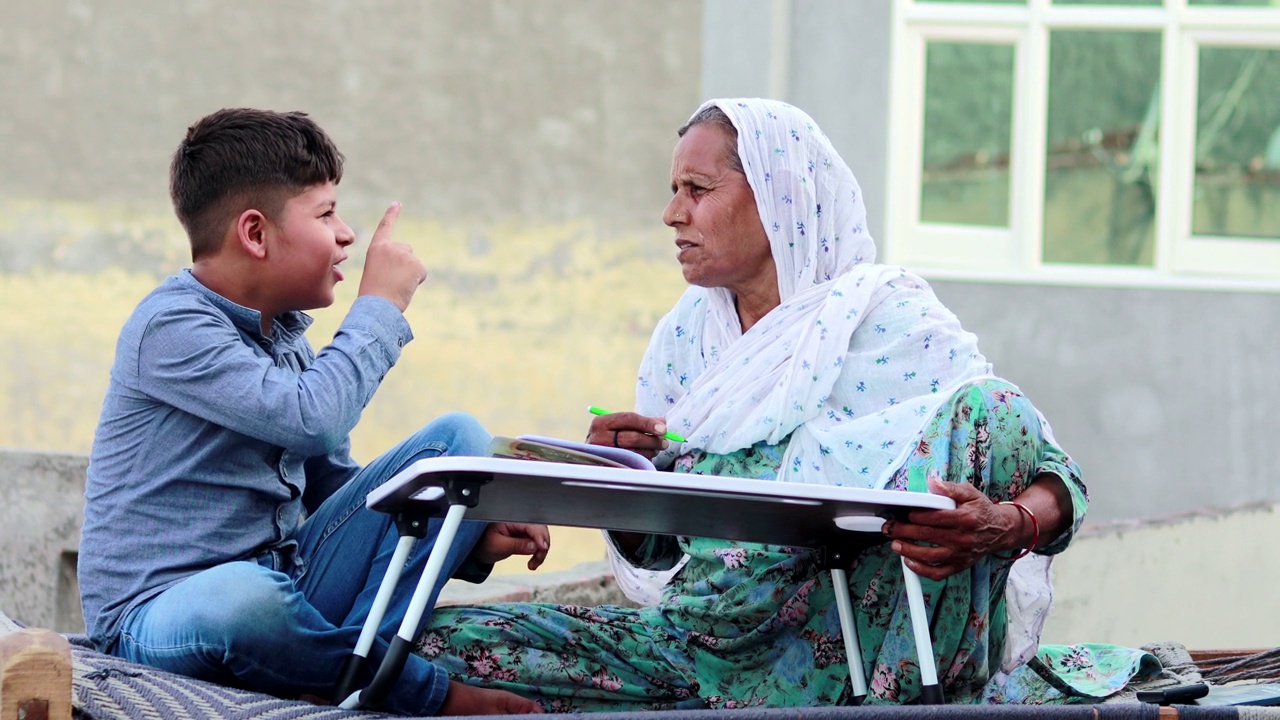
[587,405,687,443]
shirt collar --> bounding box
[177,268,314,342]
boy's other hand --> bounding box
[439,681,542,715]
[358,202,426,312]
[474,522,551,570]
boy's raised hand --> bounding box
[357,202,427,312]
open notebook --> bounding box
[487,435,657,471]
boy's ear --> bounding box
[234,209,271,260]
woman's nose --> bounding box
[662,194,685,227]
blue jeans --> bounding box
[115,412,491,715]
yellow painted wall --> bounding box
[0,202,690,575]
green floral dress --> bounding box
[417,380,1097,710]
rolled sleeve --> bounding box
[1034,422,1088,556]
[342,295,414,364]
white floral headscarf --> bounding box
[636,98,994,488]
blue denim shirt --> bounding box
[80,269,413,650]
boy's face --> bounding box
[266,181,355,313]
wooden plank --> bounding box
[0,629,71,720]
[1190,648,1271,663]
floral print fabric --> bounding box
[419,380,1101,710]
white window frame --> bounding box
[884,0,1280,287]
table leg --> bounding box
[829,568,867,705]
[333,534,417,704]
[339,503,469,710]
[900,558,944,704]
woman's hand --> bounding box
[474,522,551,570]
[584,411,671,459]
[585,410,672,556]
[881,478,1027,581]
[439,681,542,715]
[884,474,1072,581]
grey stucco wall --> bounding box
[0,450,87,632]
[933,281,1280,523]
[702,0,893,239]
[787,0,892,243]
[0,0,701,235]
[700,0,777,99]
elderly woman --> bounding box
[418,99,1088,709]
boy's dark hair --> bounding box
[169,108,345,259]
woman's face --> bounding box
[662,123,776,303]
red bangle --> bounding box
[993,501,1038,561]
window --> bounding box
[885,0,1280,281]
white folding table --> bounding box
[332,456,954,709]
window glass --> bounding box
[917,0,1025,4]
[1192,46,1280,240]
[1042,30,1163,265]
[1188,0,1274,6]
[920,42,1016,227]
[1053,0,1160,6]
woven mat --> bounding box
[66,635,391,720]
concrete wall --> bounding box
[0,0,697,229]
[934,280,1280,523]
[702,0,894,236]
[0,451,87,632]
[1044,501,1280,649]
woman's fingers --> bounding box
[901,556,965,582]
[890,534,978,580]
[884,481,1016,579]
[585,412,670,452]
[903,480,988,527]
[886,510,986,547]
[614,429,668,452]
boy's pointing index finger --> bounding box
[369,201,402,245]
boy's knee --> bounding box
[418,412,490,457]
[185,563,297,637]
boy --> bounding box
[79,108,546,716]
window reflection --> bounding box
[1193,46,1280,240]
[917,0,1024,4]
[1042,30,1162,266]
[920,42,1015,227]
[1189,0,1274,6]
[1053,0,1160,7]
